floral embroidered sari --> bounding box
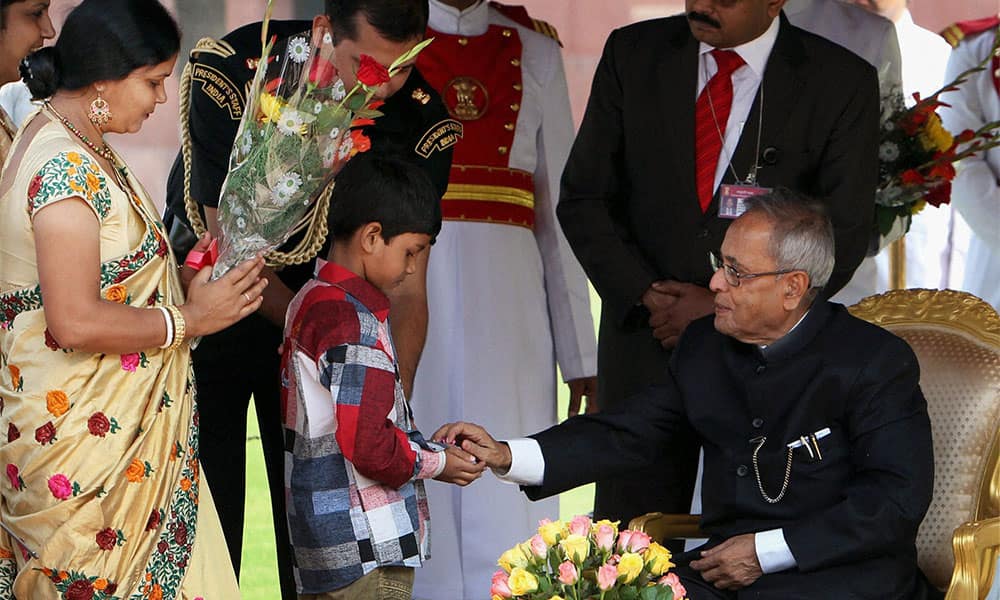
[0,113,239,599]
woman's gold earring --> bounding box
[89,92,112,128]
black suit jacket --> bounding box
[524,303,936,599]
[555,12,880,521]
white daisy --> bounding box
[328,126,341,140]
[323,32,333,46]
[338,135,354,160]
[331,80,346,102]
[322,143,337,169]
[313,101,323,114]
[271,172,303,207]
[878,141,899,162]
[277,109,305,136]
[236,216,247,230]
[287,36,310,64]
[239,130,254,154]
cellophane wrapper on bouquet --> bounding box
[212,8,431,278]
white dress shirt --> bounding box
[698,16,780,193]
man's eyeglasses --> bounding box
[709,251,797,287]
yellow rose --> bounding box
[644,542,675,577]
[559,534,591,564]
[617,552,644,583]
[498,544,530,572]
[507,567,538,596]
[125,458,145,483]
[538,519,568,546]
[46,390,69,417]
[549,596,565,600]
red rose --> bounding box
[146,509,161,532]
[926,181,951,207]
[34,421,56,445]
[308,56,337,88]
[105,583,117,595]
[156,237,168,258]
[88,412,111,437]
[27,175,43,200]
[174,522,188,546]
[157,540,168,554]
[44,328,61,350]
[63,578,95,600]
[95,527,117,550]
[7,423,19,443]
[356,54,390,88]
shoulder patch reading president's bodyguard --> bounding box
[192,63,245,121]
[416,119,463,158]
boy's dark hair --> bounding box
[324,0,428,44]
[21,0,180,100]
[328,151,442,242]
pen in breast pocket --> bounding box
[787,427,831,460]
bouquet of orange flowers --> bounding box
[874,36,1000,242]
[209,0,431,277]
[491,516,686,600]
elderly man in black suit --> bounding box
[436,192,939,599]
[556,0,880,528]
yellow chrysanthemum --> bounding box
[259,92,286,123]
[910,198,928,215]
[919,114,954,153]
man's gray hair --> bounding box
[743,188,835,292]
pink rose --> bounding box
[597,563,619,591]
[120,353,140,372]
[595,523,616,552]
[557,560,578,585]
[48,473,72,500]
[568,515,592,537]
[618,529,651,553]
[5,464,19,489]
[528,534,547,558]
[617,530,633,553]
[659,573,687,599]
[490,570,512,598]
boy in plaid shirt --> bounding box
[280,152,485,598]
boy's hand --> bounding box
[434,446,485,486]
[433,422,513,473]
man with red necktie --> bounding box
[557,0,878,536]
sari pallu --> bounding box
[0,117,239,599]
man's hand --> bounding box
[689,533,763,590]
[566,376,599,417]
[434,446,486,486]
[645,280,715,349]
[432,422,512,472]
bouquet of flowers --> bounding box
[491,516,687,600]
[205,0,431,277]
[874,35,1000,245]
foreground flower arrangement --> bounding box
[492,516,686,600]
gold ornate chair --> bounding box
[630,289,1000,599]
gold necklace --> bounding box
[44,102,115,162]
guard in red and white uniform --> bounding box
[411,2,598,597]
[940,17,1000,309]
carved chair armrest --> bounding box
[628,512,704,542]
[945,517,999,600]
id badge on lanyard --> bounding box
[718,183,771,219]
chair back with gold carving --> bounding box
[849,289,1000,594]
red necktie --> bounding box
[695,49,746,212]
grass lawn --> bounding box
[239,287,601,597]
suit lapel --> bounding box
[658,25,701,216]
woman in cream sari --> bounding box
[0,1,266,598]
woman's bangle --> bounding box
[157,306,174,349]
[164,305,187,352]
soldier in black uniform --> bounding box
[163,1,458,596]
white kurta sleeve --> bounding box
[940,36,1000,251]
[531,38,598,382]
